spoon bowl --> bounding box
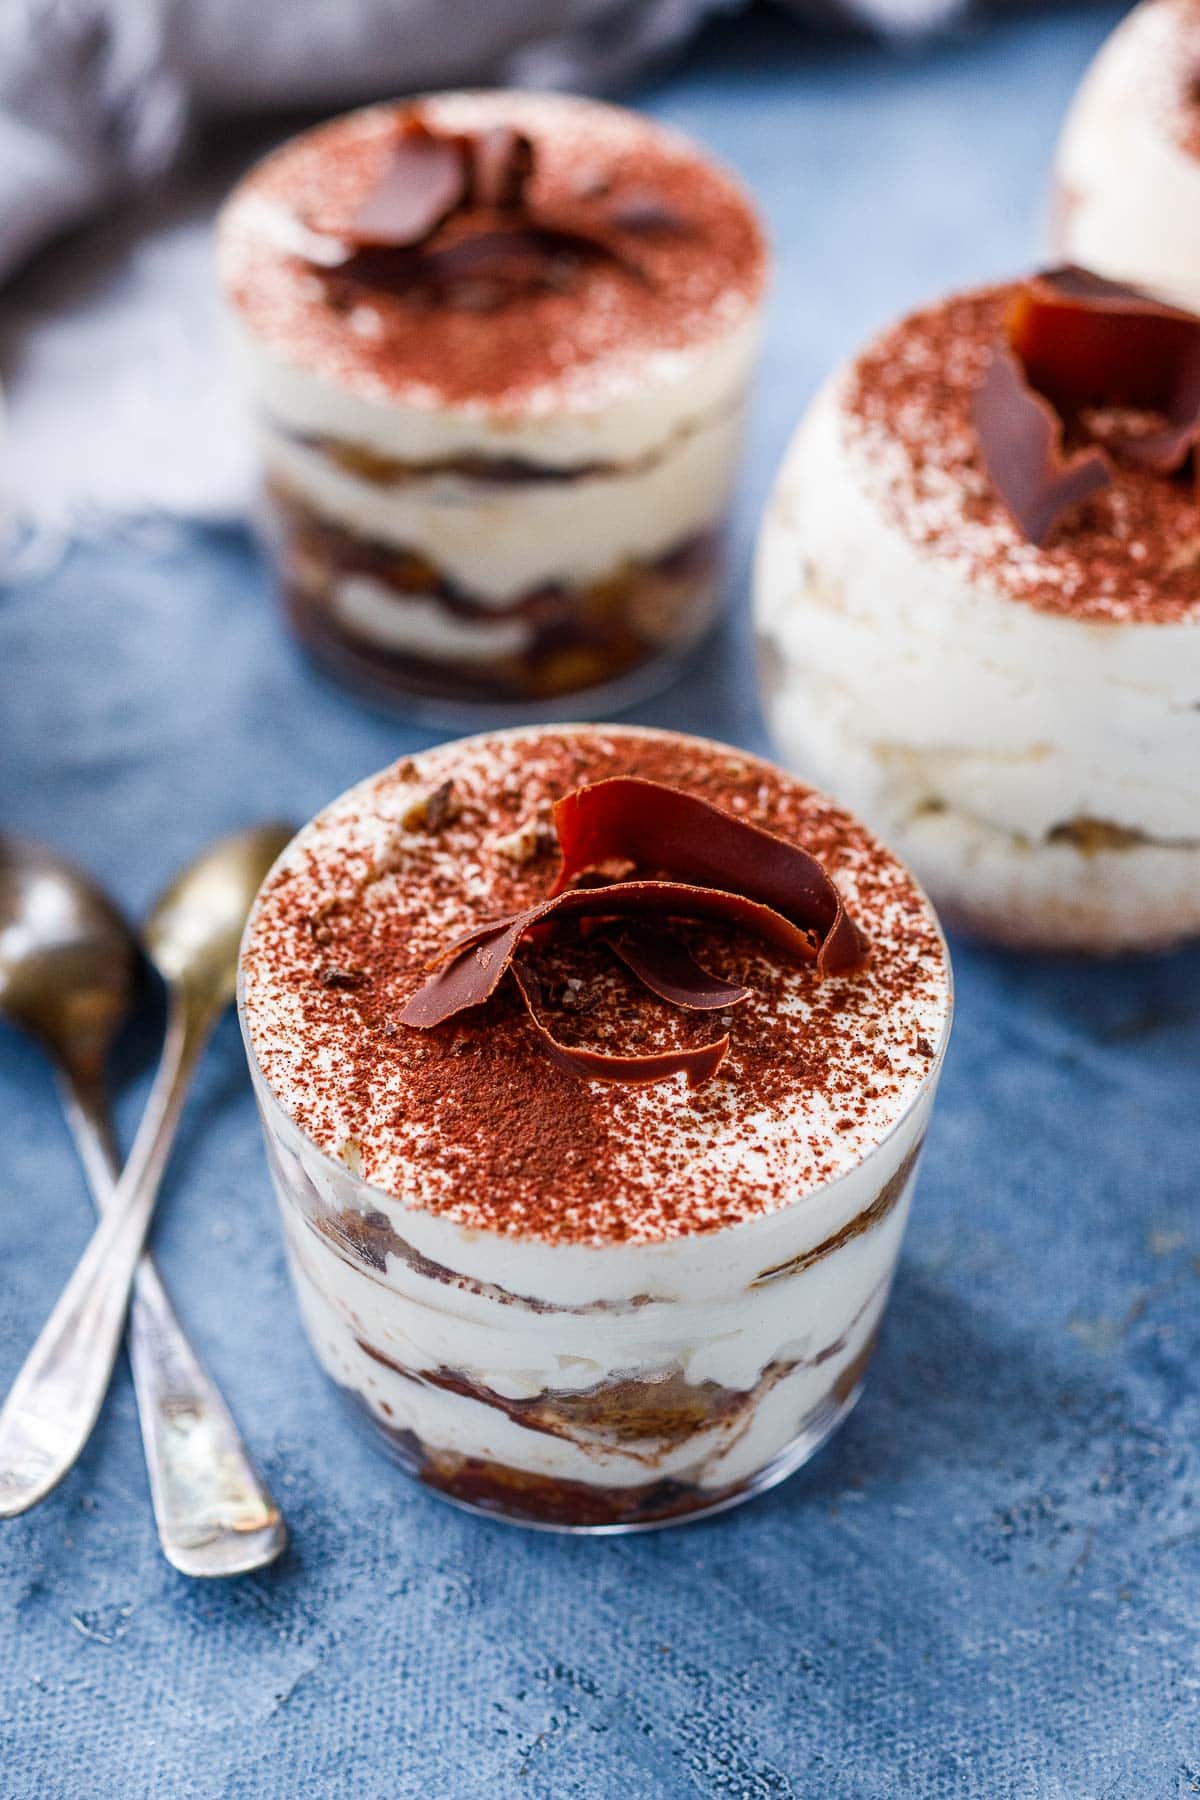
[0,838,133,1080]
[144,824,294,1009]
[0,827,291,1568]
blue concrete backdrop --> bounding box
[3,7,1199,1796]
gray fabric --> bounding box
[0,0,967,288]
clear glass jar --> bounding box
[217,91,767,723]
[241,1010,948,1532]
[252,458,736,724]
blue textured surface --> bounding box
[4,8,1199,1796]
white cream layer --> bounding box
[755,376,1200,863]
[259,400,743,604]
[239,722,949,1488]
[225,295,761,468]
[259,1076,930,1492]
[331,579,534,663]
[1053,0,1200,314]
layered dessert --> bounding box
[1053,0,1200,313]
[239,725,950,1530]
[217,93,766,715]
[755,270,1200,953]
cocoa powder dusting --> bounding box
[843,285,1200,625]
[241,728,949,1247]
[219,93,766,415]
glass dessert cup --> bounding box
[254,479,733,728]
[238,725,951,1530]
[218,92,767,724]
[242,1040,946,1532]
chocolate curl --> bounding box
[604,930,751,1011]
[971,346,1113,548]
[340,122,467,248]
[511,964,729,1089]
[1013,268,1200,420]
[399,879,824,1031]
[399,779,868,1087]
[550,778,868,977]
[1126,346,1200,477]
[306,114,658,303]
[311,122,533,251]
[1016,271,1200,475]
[974,265,1200,544]
[468,126,534,209]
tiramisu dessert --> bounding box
[1053,0,1200,313]
[755,269,1200,953]
[218,94,766,715]
[239,725,950,1531]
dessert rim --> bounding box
[217,90,770,426]
[236,722,954,1256]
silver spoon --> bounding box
[0,826,292,1569]
[0,834,288,1573]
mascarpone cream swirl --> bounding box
[755,284,1200,954]
[239,726,950,1521]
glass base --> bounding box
[287,613,717,732]
[330,1373,864,1535]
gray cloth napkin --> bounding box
[0,0,964,287]
[0,0,969,542]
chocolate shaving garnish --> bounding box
[399,778,867,1088]
[973,265,1200,545]
[971,347,1113,548]
[400,880,825,1030]
[329,224,643,309]
[604,929,751,1012]
[549,778,867,978]
[304,111,652,308]
[1014,271,1200,473]
[339,122,467,249]
[468,126,534,210]
[511,964,729,1089]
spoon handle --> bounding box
[58,1042,286,1575]
[0,997,279,1560]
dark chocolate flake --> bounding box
[973,265,1200,545]
[609,194,687,235]
[468,126,534,210]
[399,777,868,1088]
[604,929,752,1012]
[971,345,1113,548]
[303,111,652,311]
[511,964,729,1089]
[550,778,867,977]
[400,880,825,1030]
[340,122,467,249]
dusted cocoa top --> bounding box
[218,92,766,417]
[842,283,1200,625]
[241,728,949,1247]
